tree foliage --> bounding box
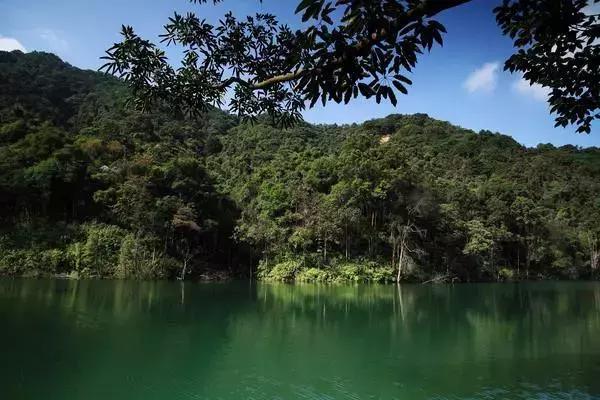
[0,50,243,279]
[1,51,600,282]
[208,112,600,282]
[101,0,599,132]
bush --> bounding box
[257,258,395,284]
[0,250,25,275]
[66,223,126,277]
[360,261,395,283]
[330,260,395,283]
[498,267,515,281]
[39,249,66,273]
[257,259,301,282]
[116,234,178,279]
[333,262,361,283]
[296,267,332,283]
[0,223,181,279]
[0,248,66,276]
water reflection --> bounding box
[0,279,599,399]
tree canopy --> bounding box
[101,0,599,132]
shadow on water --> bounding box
[0,279,599,399]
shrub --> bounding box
[296,267,332,283]
[329,260,395,283]
[334,262,361,283]
[360,261,395,283]
[0,248,66,276]
[66,223,126,276]
[498,267,515,281]
[257,257,395,284]
[66,242,84,272]
[39,249,66,273]
[81,223,126,275]
[257,259,301,282]
[116,234,178,279]
[0,250,25,275]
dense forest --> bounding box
[1,50,599,282]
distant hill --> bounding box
[0,51,109,127]
[1,50,599,282]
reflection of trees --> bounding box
[251,282,600,398]
[1,280,599,399]
[257,283,600,334]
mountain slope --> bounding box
[209,114,600,281]
[0,51,599,281]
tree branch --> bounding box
[215,0,472,92]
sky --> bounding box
[0,0,598,147]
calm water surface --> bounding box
[1,280,599,399]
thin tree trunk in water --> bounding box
[396,242,405,283]
[397,283,406,322]
[391,238,396,270]
[180,259,187,280]
[345,223,348,260]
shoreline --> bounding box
[1,271,596,284]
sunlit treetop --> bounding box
[101,0,599,132]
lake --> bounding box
[1,280,599,399]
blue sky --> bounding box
[1,0,598,147]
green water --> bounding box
[1,280,599,399]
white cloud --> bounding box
[0,36,26,52]
[38,29,69,52]
[463,62,499,94]
[512,76,551,102]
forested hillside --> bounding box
[1,51,599,282]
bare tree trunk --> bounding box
[180,259,187,280]
[588,233,599,272]
[345,223,349,260]
[391,237,396,269]
[396,241,405,283]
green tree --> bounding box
[102,0,599,132]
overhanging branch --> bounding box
[214,0,472,92]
